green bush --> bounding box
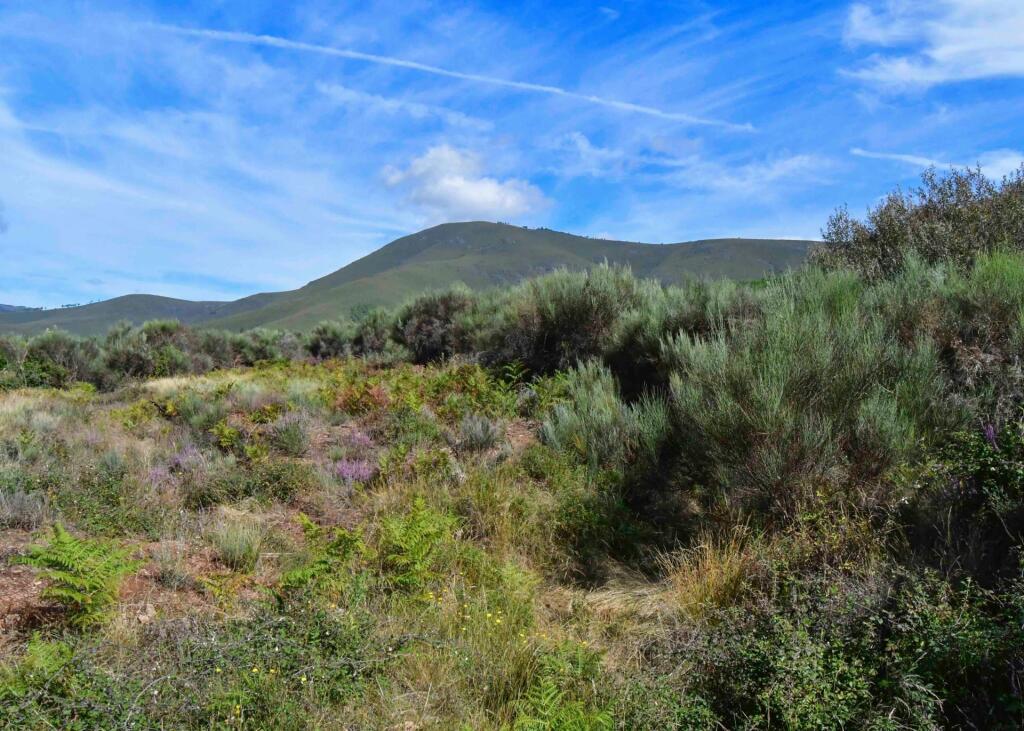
[14,524,140,627]
[350,308,395,356]
[269,412,310,457]
[665,267,957,515]
[392,285,474,364]
[487,264,647,374]
[812,165,1024,278]
[306,320,355,359]
[540,361,667,475]
[247,459,317,502]
[24,330,100,388]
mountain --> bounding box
[0,222,816,336]
[0,304,36,313]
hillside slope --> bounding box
[0,222,815,335]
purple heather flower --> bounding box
[334,458,376,485]
[345,429,374,450]
[983,423,999,450]
[169,445,203,472]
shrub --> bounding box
[903,419,1024,584]
[269,412,310,457]
[24,330,100,388]
[350,308,394,356]
[488,264,647,374]
[306,320,354,359]
[392,286,474,363]
[606,278,762,399]
[334,458,376,486]
[540,361,667,475]
[14,524,140,627]
[456,413,504,452]
[812,165,1024,278]
[247,459,317,502]
[665,267,956,515]
[230,329,285,365]
[0,487,49,529]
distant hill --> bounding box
[0,304,36,313]
[0,222,816,336]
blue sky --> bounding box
[0,0,1022,307]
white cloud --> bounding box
[851,146,1023,178]
[315,82,491,130]
[383,145,548,221]
[976,149,1024,180]
[844,0,1024,88]
[557,133,826,193]
[851,147,948,168]
[154,24,753,130]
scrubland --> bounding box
[2,167,1024,729]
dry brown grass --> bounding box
[658,526,763,620]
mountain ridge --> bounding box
[1,222,817,336]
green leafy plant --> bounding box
[379,498,456,591]
[14,524,140,627]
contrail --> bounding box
[850,147,950,168]
[152,24,753,132]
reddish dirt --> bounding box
[0,529,51,647]
[505,419,539,454]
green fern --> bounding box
[278,513,366,598]
[379,498,456,591]
[513,677,613,731]
[14,524,140,627]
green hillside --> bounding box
[0,222,814,335]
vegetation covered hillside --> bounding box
[2,167,1024,729]
[0,224,813,336]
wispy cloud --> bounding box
[557,132,827,193]
[844,1,1024,89]
[316,82,491,130]
[383,145,548,221]
[152,24,753,131]
[851,147,1023,178]
[851,147,948,168]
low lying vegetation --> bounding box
[2,166,1024,728]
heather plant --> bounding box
[334,458,376,486]
[268,411,310,457]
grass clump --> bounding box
[208,515,266,572]
[456,413,504,452]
